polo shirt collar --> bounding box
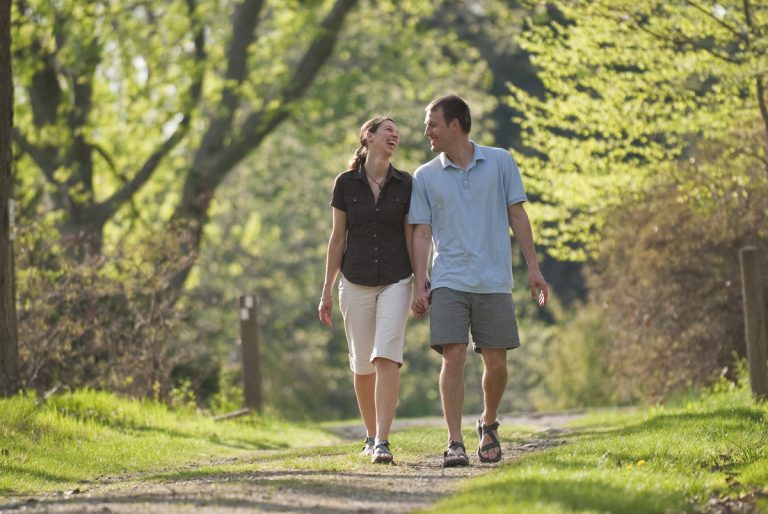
[439,141,486,171]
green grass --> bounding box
[0,389,338,496]
[3,385,767,514]
[421,385,768,514]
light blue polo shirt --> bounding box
[408,142,527,294]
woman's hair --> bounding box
[347,116,396,171]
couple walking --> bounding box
[319,95,548,466]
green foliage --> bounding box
[424,386,768,514]
[587,140,768,403]
[0,389,338,495]
[10,0,518,418]
[15,219,191,398]
[513,0,768,259]
[531,303,615,410]
[185,1,498,420]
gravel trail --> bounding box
[0,412,580,514]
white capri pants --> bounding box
[338,274,412,375]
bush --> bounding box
[588,138,768,403]
[532,303,616,410]
[16,221,192,400]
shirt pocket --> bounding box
[382,194,407,221]
[344,193,375,226]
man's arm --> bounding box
[411,223,432,318]
[508,203,548,307]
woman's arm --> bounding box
[319,208,347,325]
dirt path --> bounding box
[0,412,580,514]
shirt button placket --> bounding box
[374,205,379,279]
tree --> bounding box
[184,3,500,418]
[514,0,768,259]
[12,0,359,294]
[1,0,21,396]
[513,1,768,397]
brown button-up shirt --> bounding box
[331,165,412,286]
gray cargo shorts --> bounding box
[429,287,521,354]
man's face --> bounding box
[424,109,451,153]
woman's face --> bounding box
[367,120,399,156]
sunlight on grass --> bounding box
[0,389,338,496]
[3,385,767,514]
[420,386,768,514]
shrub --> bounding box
[588,139,768,403]
[15,221,191,400]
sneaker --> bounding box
[360,436,375,456]
[372,439,394,464]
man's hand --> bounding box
[412,281,431,319]
[529,271,548,307]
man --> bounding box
[409,95,548,467]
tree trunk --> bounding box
[0,0,21,396]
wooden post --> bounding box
[739,246,768,400]
[239,295,262,411]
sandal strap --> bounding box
[448,440,466,451]
[480,420,500,444]
[480,420,500,432]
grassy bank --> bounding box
[3,384,766,513]
[0,389,338,496]
[423,384,768,514]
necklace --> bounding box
[366,173,386,190]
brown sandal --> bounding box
[477,418,502,463]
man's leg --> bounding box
[353,372,376,438]
[440,342,468,443]
[479,348,507,460]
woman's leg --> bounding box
[373,358,399,441]
[371,277,411,442]
[339,275,378,437]
[354,372,377,437]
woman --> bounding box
[319,116,413,464]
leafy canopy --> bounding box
[513,0,768,259]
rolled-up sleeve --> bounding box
[330,174,347,211]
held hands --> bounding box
[529,270,549,307]
[411,281,431,319]
[318,297,333,326]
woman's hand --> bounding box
[318,297,333,325]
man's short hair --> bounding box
[426,95,471,134]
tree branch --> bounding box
[684,0,749,43]
[11,128,59,185]
[167,0,359,293]
[740,0,768,157]
[628,13,744,64]
[196,0,266,159]
[218,0,359,178]
[95,0,207,224]
[756,76,768,162]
